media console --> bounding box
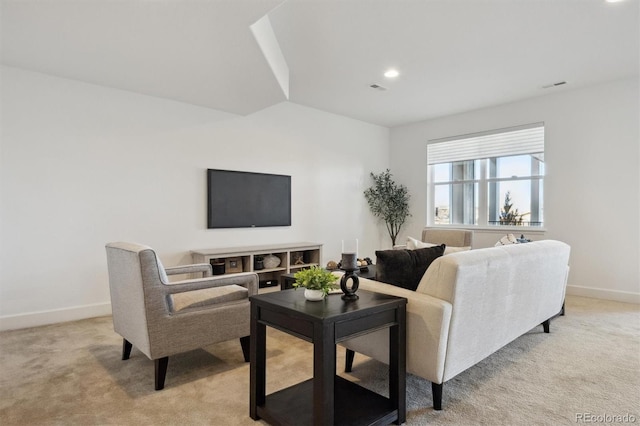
[191,242,323,293]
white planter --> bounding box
[304,289,325,301]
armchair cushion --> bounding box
[375,245,445,291]
[168,284,248,313]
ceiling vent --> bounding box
[542,81,567,89]
[369,83,387,91]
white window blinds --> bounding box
[427,123,544,165]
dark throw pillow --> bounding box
[375,245,445,291]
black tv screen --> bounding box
[207,169,291,228]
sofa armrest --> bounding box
[341,277,452,384]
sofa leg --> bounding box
[542,319,550,333]
[240,336,250,362]
[122,339,132,360]
[560,301,565,316]
[155,357,169,391]
[432,382,443,410]
[345,349,355,372]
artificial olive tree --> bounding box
[364,169,411,246]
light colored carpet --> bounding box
[1,295,638,425]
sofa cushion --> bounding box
[375,245,445,290]
[494,233,518,246]
[406,236,471,255]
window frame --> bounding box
[427,124,546,231]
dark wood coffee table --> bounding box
[249,288,406,426]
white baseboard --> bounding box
[566,285,640,304]
[0,302,112,331]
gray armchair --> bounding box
[394,228,474,250]
[105,242,258,390]
[421,228,474,247]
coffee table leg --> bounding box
[389,305,406,424]
[250,303,265,420]
[313,321,335,425]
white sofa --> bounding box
[342,240,570,410]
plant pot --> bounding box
[304,289,325,301]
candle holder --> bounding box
[340,251,359,301]
[340,269,359,301]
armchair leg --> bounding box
[542,319,550,333]
[345,349,355,372]
[240,336,250,362]
[122,339,132,360]
[155,357,169,391]
[432,382,443,410]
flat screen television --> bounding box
[207,169,291,229]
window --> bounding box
[427,123,544,227]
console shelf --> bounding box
[191,242,323,293]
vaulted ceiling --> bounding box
[2,0,638,127]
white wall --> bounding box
[2,67,637,331]
[390,77,639,303]
[0,66,390,329]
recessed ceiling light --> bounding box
[605,0,625,3]
[384,69,399,78]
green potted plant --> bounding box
[293,266,339,301]
[364,169,411,246]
